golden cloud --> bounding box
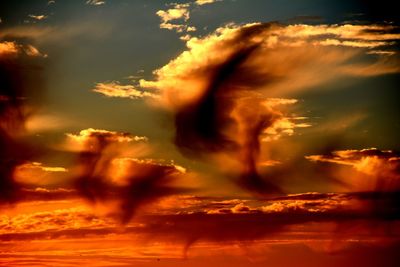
[141,23,400,105]
[92,81,157,99]
[306,148,400,191]
[13,162,68,186]
[28,14,48,21]
[0,41,46,57]
[195,0,220,5]
[66,128,147,151]
[156,3,196,34]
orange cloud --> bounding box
[13,162,68,186]
[140,23,399,103]
[65,128,147,152]
[195,0,220,5]
[137,22,400,196]
[1,40,47,204]
[0,41,46,57]
[306,148,400,191]
[0,41,19,55]
[67,128,187,223]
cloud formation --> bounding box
[28,14,48,21]
[92,81,157,99]
[13,162,68,186]
[306,148,400,191]
[139,22,400,195]
[195,0,220,5]
[68,128,186,223]
[156,3,196,34]
[0,41,45,57]
[0,40,46,204]
[86,0,105,6]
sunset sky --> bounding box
[1,0,400,266]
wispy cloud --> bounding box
[28,14,48,21]
[86,0,105,6]
[139,22,399,195]
[65,128,186,223]
[92,81,157,99]
[195,0,221,5]
[306,148,400,191]
[156,3,195,33]
[0,41,46,57]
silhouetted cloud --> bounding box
[0,41,46,204]
[68,128,186,223]
[140,22,400,195]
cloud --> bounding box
[13,162,68,186]
[138,22,400,195]
[156,3,196,34]
[156,4,190,22]
[86,0,105,6]
[28,15,48,21]
[1,192,398,241]
[67,128,187,223]
[66,128,147,151]
[0,41,47,204]
[92,81,157,99]
[306,148,400,191]
[0,207,112,235]
[0,41,46,57]
[19,187,78,202]
[195,0,221,5]
[0,21,114,45]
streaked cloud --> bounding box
[1,192,398,247]
[0,21,114,45]
[139,22,400,195]
[66,128,186,223]
[195,0,221,5]
[86,0,105,6]
[13,162,68,186]
[92,81,157,99]
[306,148,400,191]
[28,14,48,21]
[1,38,47,205]
[66,128,147,148]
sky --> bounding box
[1,0,400,266]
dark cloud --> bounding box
[172,23,283,194]
[141,21,400,196]
[0,43,45,204]
[71,129,186,223]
